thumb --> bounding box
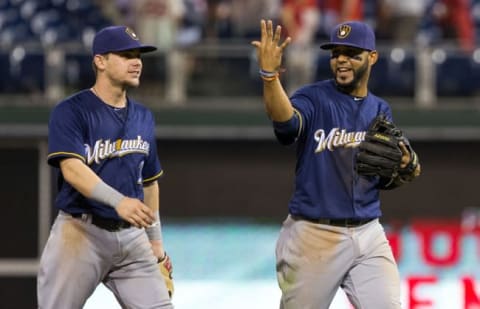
[399,142,408,154]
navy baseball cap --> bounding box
[92,26,157,55]
[320,21,376,51]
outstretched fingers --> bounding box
[251,40,260,48]
[273,25,282,44]
[253,20,291,49]
[260,19,267,44]
[252,19,268,48]
[266,19,274,39]
[280,36,292,50]
[252,19,291,71]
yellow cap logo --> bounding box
[337,25,351,39]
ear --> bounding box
[93,54,107,71]
[368,51,378,65]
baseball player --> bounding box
[251,20,421,308]
[37,26,173,308]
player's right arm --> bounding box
[251,20,293,122]
[59,157,155,228]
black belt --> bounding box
[71,213,131,232]
[291,215,375,227]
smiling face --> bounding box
[95,49,143,88]
[329,46,378,96]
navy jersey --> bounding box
[47,89,163,219]
[276,79,392,220]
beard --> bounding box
[334,60,369,94]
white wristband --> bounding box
[91,181,125,209]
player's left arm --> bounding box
[143,180,165,259]
[142,110,170,261]
[144,180,175,297]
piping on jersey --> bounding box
[47,152,86,162]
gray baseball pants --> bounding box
[276,215,401,309]
[37,211,173,309]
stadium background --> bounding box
[0,0,479,308]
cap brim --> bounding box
[138,45,157,53]
[108,45,158,54]
[320,42,372,51]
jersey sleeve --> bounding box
[141,111,163,184]
[272,90,315,145]
[272,109,303,145]
[47,101,87,167]
[290,91,315,134]
[379,101,393,121]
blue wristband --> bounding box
[259,69,278,78]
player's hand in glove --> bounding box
[158,253,174,298]
[356,115,420,189]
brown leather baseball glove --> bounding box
[158,253,174,298]
[356,115,419,189]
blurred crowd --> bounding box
[0,0,478,103]
[97,0,478,51]
[94,0,479,100]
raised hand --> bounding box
[251,19,291,72]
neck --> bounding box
[91,83,127,108]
